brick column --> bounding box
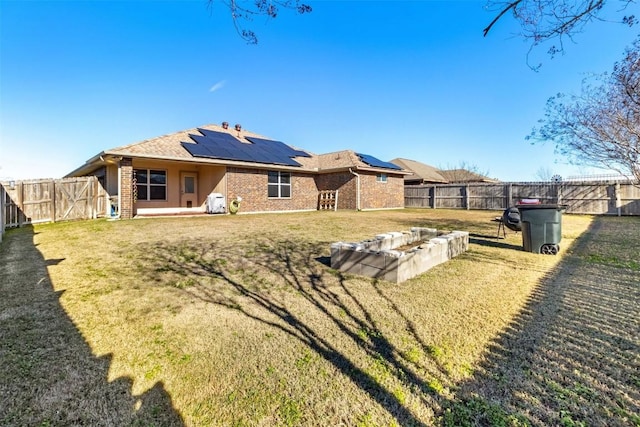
[119,157,133,219]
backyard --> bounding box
[0,209,638,426]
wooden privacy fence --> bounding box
[405,181,640,215]
[0,185,4,243]
[1,177,109,237]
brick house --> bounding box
[66,123,409,218]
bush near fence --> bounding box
[405,181,640,215]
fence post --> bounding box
[0,184,4,243]
[89,177,95,219]
[465,185,470,210]
[50,180,56,223]
[556,183,562,206]
[507,183,513,208]
[615,182,621,216]
[17,182,24,227]
[432,185,437,209]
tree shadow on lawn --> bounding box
[145,236,459,425]
[0,226,184,426]
[139,215,638,425]
[441,216,640,426]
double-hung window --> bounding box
[376,173,388,183]
[268,171,291,198]
[134,169,167,201]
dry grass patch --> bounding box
[2,209,636,426]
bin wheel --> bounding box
[541,244,559,255]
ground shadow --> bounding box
[469,232,523,251]
[143,235,458,425]
[0,226,184,426]
[314,255,331,267]
[440,216,640,425]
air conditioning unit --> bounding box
[206,193,226,214]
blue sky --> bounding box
[1,0,638,181]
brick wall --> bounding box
[314,172,358,210]
[360,172,405,210]
[315,171,404,210]
[227,167,319,213]
[117,162,404,216]
[119,157,133,219]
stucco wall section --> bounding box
[130,160,225,210]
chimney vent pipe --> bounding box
[222,121,229,129]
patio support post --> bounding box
[119,157,133,219]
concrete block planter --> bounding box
[330,227,469,283]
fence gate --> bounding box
[1,177,105,234]
[54,178,96,221]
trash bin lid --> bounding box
[516,204,565,210]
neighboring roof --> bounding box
[315,150,410,175]
[438,169,499,183]
[66,124,410,177]
[389,158,448,183]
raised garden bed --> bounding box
[330,227,469,283]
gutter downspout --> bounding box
[349,168,361,211]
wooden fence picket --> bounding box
[405,181,640,215]
[1,177,107,234]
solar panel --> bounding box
[198,128,239,144]
[180,129,309,167]
[245,137,311,158]
[356,153,403,170]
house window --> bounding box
[376,173,388,183]
[134,169,167,201]
[268,171,291,198]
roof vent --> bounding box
[222,121,229,129]
[235,124,242,131]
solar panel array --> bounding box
[181,128,311,167]
[356,153,403,170]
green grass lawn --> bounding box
[1,209,638,426]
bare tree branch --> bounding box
[484,0,637,58]
[483,0,523,36]
[209,0,312,44]
[528,36,640,183]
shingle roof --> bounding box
[67,124,409,177]
[389,158,448,183]
[104,124,318,169]
[438,169,499,183]
[317,151,410,174]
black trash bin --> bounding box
[516,204,565,255]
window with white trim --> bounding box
[134,169,167,201]
[376,173,388,183]
[268,171,291,198]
